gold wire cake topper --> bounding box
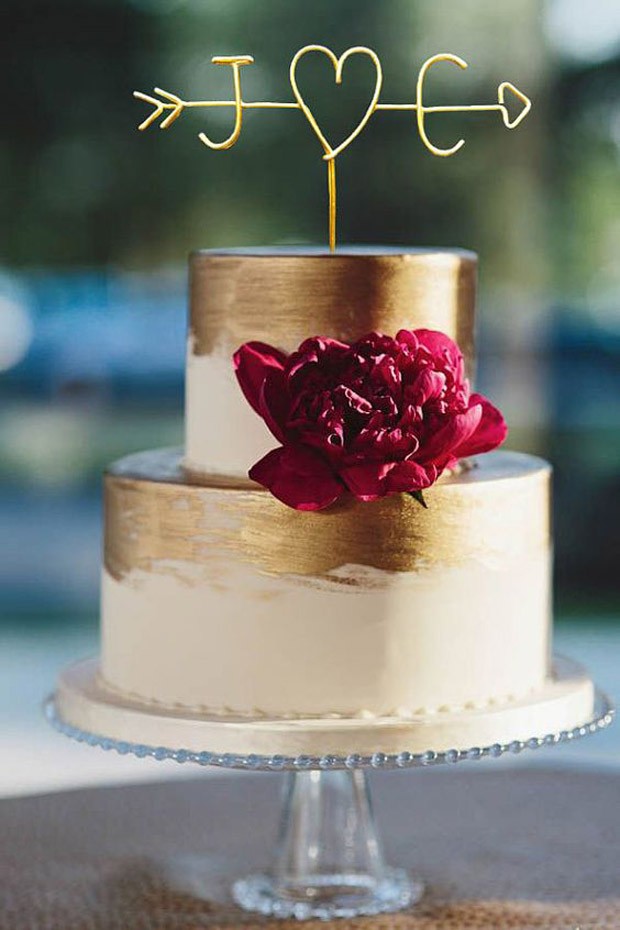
[134,46,532,251]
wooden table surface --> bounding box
[1,766,619,929]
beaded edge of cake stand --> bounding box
[44,690,614,771]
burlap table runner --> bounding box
[1,767,619,929]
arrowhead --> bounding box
[160,104,183,130]
[134,92,165,132]
[498,81,531,129]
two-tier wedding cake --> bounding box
[56,246,595,756]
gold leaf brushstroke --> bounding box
[104,449,551,584]
[189,250,476,370]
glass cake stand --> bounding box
[46,659,614,921]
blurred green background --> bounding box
[1,0,619,793]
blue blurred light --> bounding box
[546,0,620,64]
[0,275,34,373]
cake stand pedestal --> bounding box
[47,656,614,921]
[232,768,419,919]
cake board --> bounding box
[48,654,614,920]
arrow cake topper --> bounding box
[134,47,532,251]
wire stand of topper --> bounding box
[134,46,532,251]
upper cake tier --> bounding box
[185,247,477,478]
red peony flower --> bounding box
[233,330,507,511]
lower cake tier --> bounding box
[102,449,552,719]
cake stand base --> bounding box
[233,867,420,921]
[46,658,614,920]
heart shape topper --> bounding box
[289,45,383,162]
[135,46,533,252]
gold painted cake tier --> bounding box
[189,247,477,375]
[105,448,550,582]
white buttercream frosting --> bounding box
[101,543,551,718]
[185,344,274,479]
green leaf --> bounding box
[406,490,428,509]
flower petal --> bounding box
[249,445,344,511]
[395,329,419,352]
[414,329,465,380]
[453,394,508,457]
[258,369,290,442]
[333,384,373,415]
[416,404,483,465]
[385,460,437,493]
[339,461,394,501]
[286,337,350,385]
[233,341,287,415]
[408,368,446,406]
[413,328,461,358]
